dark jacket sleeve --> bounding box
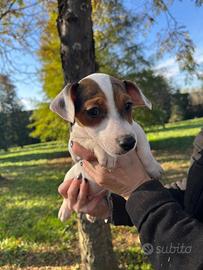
[184,149,203,222]
[111,193,133,226]
[126,180,203,270]
[111,150,203,226]
[111,188,185,226]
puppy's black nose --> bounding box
[117,135,136,152]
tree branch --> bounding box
[0,0,17,21]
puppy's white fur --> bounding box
[50,73,163,222]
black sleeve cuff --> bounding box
[111,194,133,226]
[167,188,185,206]
[126,180,176,231]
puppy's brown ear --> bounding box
[123,80,152,110]
[50,83,79,123]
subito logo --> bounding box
[142,243,154,255]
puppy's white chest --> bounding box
[69,123,117,169]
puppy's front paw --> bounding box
[147,162,164,180]
[94,146,117,169]
[98,154,117,169]
[58,200,72,222]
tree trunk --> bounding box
[56,1,118,269]
[78,214,117,270]
[57,0,95,83]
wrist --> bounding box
[125,177,153,201]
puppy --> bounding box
[50,73,163,221]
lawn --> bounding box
[147,117,203,184]
[0,117,202,269]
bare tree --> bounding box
[0,0,47,75]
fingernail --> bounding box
[80,161,83,166]
[70,141,73,147]
[76,173,82,180]
[84,178,88,183]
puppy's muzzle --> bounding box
[117,135,136,152]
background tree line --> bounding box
[0,74,38,150]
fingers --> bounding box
[58,163,109,217]
[71,142,95,161]
[58,176,92,213]
[75,179,89,211]
[58,179,73,198]
[82,160,108,186]
[82,160,97,182]
[67,178,82,209]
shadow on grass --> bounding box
[0,204,78,266]
[150,135,195,150]
[0,151,69,163]
[116,248,153,270]
[161,169,188,185]
[0,249,80,267]
[0,204,77,243]
[0,164,69,197]
[0,205,55,239]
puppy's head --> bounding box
[50,73,151,157]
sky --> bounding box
[149,0,203,89]
[13,0,203,110]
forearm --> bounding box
[126,180,203,270]
[184,149,203,222]
[111,187,184,227]
[111,194,133,226]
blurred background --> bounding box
[0,0,203,269]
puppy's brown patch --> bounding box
[71,78,108,127]
[110,76,133,124]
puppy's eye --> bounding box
[125,102,133,112]
[86,107,101,118]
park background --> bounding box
[0,0,203,269]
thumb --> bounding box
[82,160,95,175]
[82,160,104,186]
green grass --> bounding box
[147,117,203,184]
[147,117,203,150]
[0,118,202,269]
[0,141,79,269]
[0,141,68,165]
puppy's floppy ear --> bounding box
[123,80,152,110]
[50,83,79,123]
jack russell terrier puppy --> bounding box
[50,73,163,222]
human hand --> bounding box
[71,141,96,161]
[59,141,109,218]
[81,149,151,199]
[58,164,110,219]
